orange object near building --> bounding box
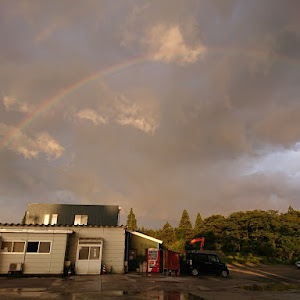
[190,237,205,250]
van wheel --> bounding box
[191,268,199,276]
[220,270,228,278]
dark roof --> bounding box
[25,203,120,226]
[0,223,125,228]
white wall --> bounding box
[0,231,68,274]
[66,227,125,274]
[0,226,125,275]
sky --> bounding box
[1,0,300,228]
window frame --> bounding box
[0,241,26,254]
[26,241,52,254]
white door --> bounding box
[76,242,103,275]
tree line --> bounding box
[127,206,300,262]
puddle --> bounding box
[239,284,300,291]
[58,290,204,299]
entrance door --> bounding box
[128,249,137,272]
[76,241,103,274]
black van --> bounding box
[186,251,229,278]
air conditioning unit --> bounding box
[9,263,23,272]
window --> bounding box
[0,241,25,253]
[193,254,208,264]
[26,242,51,253]
[74,215,88,225]
[43,214,50,225]
[27,242,39,253]
[78,246,101,260]
[39,242,51,253]
[208,255,219,263]
[1,242,25,253]
[51,214,58,225]
[13,242,25,253]
[1,241,12,252]
[89,247,100,260]
[78,246,89,260]
[44,214,58,225]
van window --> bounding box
[208,255,219,263]
[193,254,208,264]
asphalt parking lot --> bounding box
[0,264,299,299]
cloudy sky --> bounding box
[1,0,300,227]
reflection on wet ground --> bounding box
[1,266,300,300]
[60,290,204,300]
[239,283,300,291]
[3,290,204,300]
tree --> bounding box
[288,205,296,214]
[161,222,175,246]
[178,209,193,240]
[126,208,137,230]
[194,213,203,235]
[21,211,27,225]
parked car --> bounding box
[186,251,229,278]
[295,261,300,269]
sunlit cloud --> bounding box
[3,95,33,113]
[115,95,159,135]
[76,93,159,135]
[0,123,64,159]
[77,109,108,125]
[148,24,207,65]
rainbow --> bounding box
[1,48,300,153]
[0,55,150,152]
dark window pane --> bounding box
[39,242,51,253]
[194,254,207,263]
[201,254,208,262]
[79,246,89,260]
[13,242,25,253]
[89,247,100,260]
[1,242,12,252]
[27,242,39,253]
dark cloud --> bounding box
[1,1,300,226]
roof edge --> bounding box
[128,230,163,244]
[0,223,126,229]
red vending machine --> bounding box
[147,248,160,273]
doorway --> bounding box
[76,239,103,274]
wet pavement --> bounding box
[0,264,299,299]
